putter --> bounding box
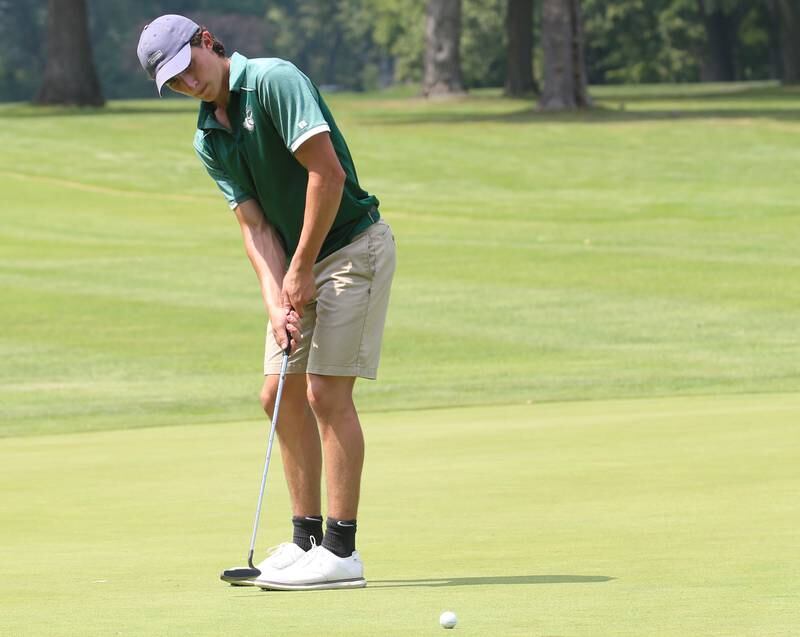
[220,342,291,585]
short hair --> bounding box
[189,27,225,57]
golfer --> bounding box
[137,14,395,590]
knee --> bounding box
[305,380,328,418]
[260,379,278,416]
[261,376,309,422]
[306,377,352,422]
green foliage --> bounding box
[583,0,705,83]
[734,3,776,80]
[262,0,382,90]
[0,0,47,101]
[461,0,507,88]
[369,0,425,84]
[583,0,776,84]
[0,0,783,101]
[702,0,745,13]
[264,0,510,90]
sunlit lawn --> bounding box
[1,81,798,635]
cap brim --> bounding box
[155,42,192,95]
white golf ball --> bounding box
[439,610,458,629]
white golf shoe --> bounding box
[257,545,366,591]
[232,543,305,587]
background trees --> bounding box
[539,0,590,109]
[505,0,536,95]
[0,0,47,102]
[423,0,466,96]
[770,0,800,82]
[0,0,793,107]
[697,0,739,81]
[35,0,104,106]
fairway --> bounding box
[1,395,798,636]
[2,84,800,635]
[3,85,800,436]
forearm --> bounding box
[281,132,346,314]
[236,203,286,312]
[248,225,285,311]
[291,171,345,270]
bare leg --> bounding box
[306,374,363,520]
[260,374,322,517]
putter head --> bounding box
[220,566,261,585]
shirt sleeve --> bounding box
[256,62,331,153]
[193,131,253,209]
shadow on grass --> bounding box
[0,102,198,118]
[366,574,614,588]
[4,84,797,124]
[362,106,800,126]
[361,84,800,125]
[234,575,614,596]
[590,83,798,103]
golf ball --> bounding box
[439,611,458,629]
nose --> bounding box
[171,70,197,90]
[181,73,199,89]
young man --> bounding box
[137,14,395,591]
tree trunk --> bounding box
[35,0,105,106]
[697,0,737,82]
[539,0,590,110]
[771,0,800,83]
[764,1,783,79]
[423,0,465,97]
[505,0,536,96]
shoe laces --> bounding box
[265,542,294,556]
[292,537,325,570]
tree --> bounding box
[423,0,466,96]
[769,0,800,83]
[35,0,104,105]
[697,0,739,81]
[539,0,589,110]
[763,1,783,79]
[505,0,536,95]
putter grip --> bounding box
[284,331,292,355]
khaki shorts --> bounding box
[264,219,396,379]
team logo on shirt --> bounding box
[243,106,255,132]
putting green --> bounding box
[2,394,798,636]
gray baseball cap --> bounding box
[137,14,199,95]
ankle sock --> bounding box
[321,517,357,557]
[292,515,323,551]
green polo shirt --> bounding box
[193,52,379,262]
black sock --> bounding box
[292,515,323,551]
[321,517,357,557]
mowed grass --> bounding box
[1,83,800,435]
[1,395,798,636]
[1,84,799,635]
